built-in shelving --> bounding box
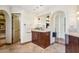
[0,14,5,32]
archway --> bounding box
[51,11,66,44]
[0,10,10,46]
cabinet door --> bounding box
[38,32,45,46]
[43,32,50,46]
[38,32,50,48]
[32,32,38,42]
[67,35,79,53]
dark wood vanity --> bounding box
[66,35,79,53]
[32,31,50,48]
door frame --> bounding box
[12,13,13,44]
[55,12,66,39]
[51,11,66,44]
[11,13,21,44]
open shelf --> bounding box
[0,28,5,30]
[0,14,5,32]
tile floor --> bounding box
[0,42,65,53]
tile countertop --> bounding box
[69,32,79,37]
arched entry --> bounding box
[51,11,66,44]
[0,10,10,46]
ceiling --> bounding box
[11,5,51,14]
[10,5,78,16]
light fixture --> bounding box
[77,17,79,20]
[76,11,79,14]
[46,16,49,20]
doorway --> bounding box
[12,13,20,43]
[53,11,66,44]
[0,10,6,46]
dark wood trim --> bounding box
[0,14,4,16]
[12,14,13,44]
[0,37,5,39]
[5,43,12,45]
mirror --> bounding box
[33,12,51,30]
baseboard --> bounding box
[50,42,55,45]
[0,37,5,39]
[20,41,32,45]
[12,40,20,44]
[5,43,12,45]
[55,38,66,45]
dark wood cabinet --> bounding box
[32,31,50,48]
[66,35,79,53]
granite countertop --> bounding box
[32,28,50,32]
[69,32,79,37]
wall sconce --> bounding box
[76,11,79,20]
[76,11,79,14]
[77,17,79,20]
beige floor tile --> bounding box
[0,42,65,53]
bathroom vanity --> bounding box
[32,14,51,48]
[66,32,79,53]
[32,30,50,48]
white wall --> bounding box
[11,6,34,43]
[51,6,77,43]
[11,6,78,44]
[20,11,34,43]
[2,6,26,44]
[49,6,76,34]
[0,5,77,44]
[52,6,77,43]
[35,5,77,44]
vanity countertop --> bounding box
[32,29,50,32]
[69,32,79,37]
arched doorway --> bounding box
[0,10,10,46]
[51,11,66,44]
